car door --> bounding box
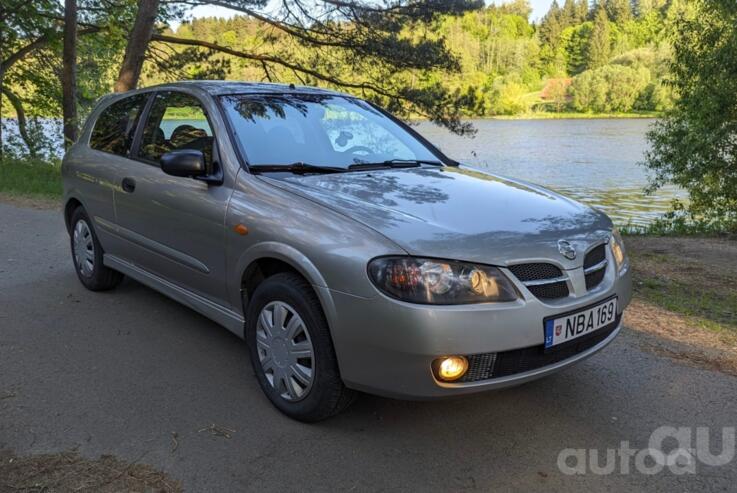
[71,93,149,252]
[112,90,231,304]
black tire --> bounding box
[69,206,123,291]
[245,272,356,421]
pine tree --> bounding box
[605,0,633,23]
[587,5,611,69]
[539,0,563,47]
[575,0,589,22]
[634,0,667,17]
[562,0,577,27]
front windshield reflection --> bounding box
[220,94,438,168]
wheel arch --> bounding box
[235,243,337,340]
[63,196,85,234]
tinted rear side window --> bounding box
[138,92,214,169]
[90,94,147,156]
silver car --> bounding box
[62,81,632,421]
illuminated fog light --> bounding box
[435,356,468,382]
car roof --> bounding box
[131,80,351,97]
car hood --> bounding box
[270,165,612,269]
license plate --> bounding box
[544,297,617,349]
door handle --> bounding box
[121,177,136,193]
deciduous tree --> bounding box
[643,0,737,229]
[0,0,60,156]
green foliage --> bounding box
[643,0,737,230]
[620,209,737,236]
[605,0,633,24]
[570,63,650,112]
[587,6,612,69]
[619,199,736,235]
[489,77,531,115]
[574,0,589,21]
[144,1,678,120]
[560,22,593,74]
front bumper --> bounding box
[325,261,632,400]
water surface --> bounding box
[416,118,681,226]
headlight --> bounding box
[609,228,628,273]
[368,257,519,304]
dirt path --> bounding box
[624,235,737,375]
[0,192,60,211]
[0,450,181,492]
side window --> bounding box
[138,92,214,170]
[90,94,147,156]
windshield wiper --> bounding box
[249,162,347,175]
[249,159,443,174]
[347,159,444,170]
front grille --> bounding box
[460,352,497,382]
[583,243,607,290]
[528,282,570,299]
[585,268,606,290]
[584,244,606,269]
[508,263,562,281]
[508,263,569,300]
[457,315,621,383]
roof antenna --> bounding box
[289,83,296,89]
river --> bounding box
[415,118,682,227]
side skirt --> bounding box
[104,254,245,338]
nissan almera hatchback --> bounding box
[62,81,632,421]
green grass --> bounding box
[620,218,737,236]
[0,157,62,199]
[628,244,737,338]
[635,277,737,333]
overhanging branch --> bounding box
[196,0,353,49]
[1,26,102,71]
[150,33,412,104]
[1,34,51,71]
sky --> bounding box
[181,0,555,28]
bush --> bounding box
[635,81,674,112]
[488,78,531,115]
[569,64,650,112]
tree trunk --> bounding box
[1,2,5,159]
[114,0,160,93]
[62,0,78,148]
[1,87,35,157]
[1,65,5,159]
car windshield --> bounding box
[219,94,439,169]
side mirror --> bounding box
[160,149,206,178]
